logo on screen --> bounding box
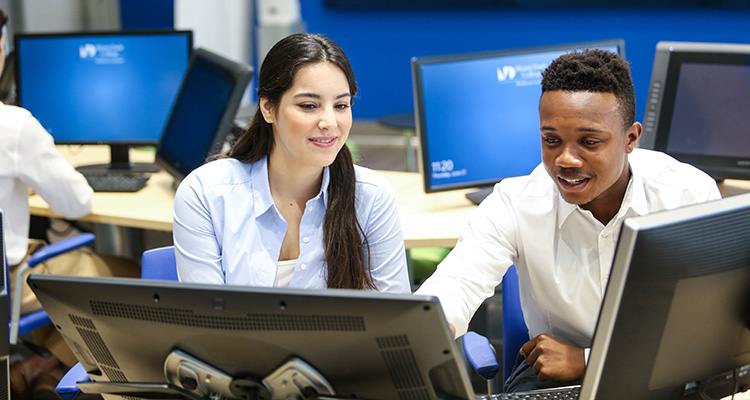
[78,43,125,64]
[497,66,517,81]
[498,62,548,87]
[79,44,97,58]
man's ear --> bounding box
[625,122,642,153]
[259,98,275,124]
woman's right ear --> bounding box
[259,98,275,124]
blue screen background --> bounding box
[419,45,619,191]
[158,57,234,177]
[17,33,190,144]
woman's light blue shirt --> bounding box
[173,156,411,293]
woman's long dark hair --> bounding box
[227,33,375,290]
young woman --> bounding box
[173,33,410,293]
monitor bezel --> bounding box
[410,39,626,194]
[154,48,253,184]
[13,29,194,148]
[639,41,750,181]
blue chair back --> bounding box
[501,265,528,383]
[140,246,178,281]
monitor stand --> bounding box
[465,186,494,205]
[76,349,353,400]
[75,144,160,175]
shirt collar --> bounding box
[251,156,332,218]
[556,160,648,228]
[251,156,276,217]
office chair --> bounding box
[56,245,176,400]
[9,232,97,345]
[463,265,528,394]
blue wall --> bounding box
[300,2,750,123]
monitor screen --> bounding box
[411,39,625,202]
[14,30,192,173]
[155,48,253,185]
[581,193,750,399]
[28,277,476,400]
[639,41,750,182]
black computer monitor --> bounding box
[411,39,625,204]
[155,48,253,185]
[28,277,476,400]
[580,192,750,400]
[14,30,193,174]
[639,41,750,182]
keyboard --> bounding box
[83,172,150,192]
[478,385,581,400]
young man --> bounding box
[415,49,721,392]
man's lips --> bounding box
[558,176,589,191]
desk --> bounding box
[29,145,477,249]
[29,146,175,232]
[30,145,750,250]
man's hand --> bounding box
[520,334,585,383]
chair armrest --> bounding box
[10,309,52,335]
[463,331,500,380]
[55,362,90,400]
[9,232,96,344]
[26,233,95,268]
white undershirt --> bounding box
[274,259,296,287]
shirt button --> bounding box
[300,264,307,270]
[602,232,609,238]
[302,237,309,243]
[308,206,313,212]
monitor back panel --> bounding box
[29,275,475,400]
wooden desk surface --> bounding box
[29,145,176,231]
[29,145,478,248]
[30,145,750,249]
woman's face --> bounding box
[261,62,353,171]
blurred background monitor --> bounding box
[411,39,625,204]
[155,48,253,185]
[14,30,192,174]
[639,41,750,182]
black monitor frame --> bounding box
[14,30,193,174]
[155,48,253,185]
[580,192,750,399]
[28,277,476,400]
[639,41,750,182]
[411,39,625,202]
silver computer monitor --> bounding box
[582,192,750,399]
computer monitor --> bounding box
[28,277,476,400]
[411,39,625,204]
[581,192,750,400]
[639,41,750,182]
[14,30,193,174]
[155,48,253,185]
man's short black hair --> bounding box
[541,49,635,131]
[0,8,7,31]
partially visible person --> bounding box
[416,49,721,393]
[173,33,410,293]
[0,8,139,399]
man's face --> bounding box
[540,90,641,221]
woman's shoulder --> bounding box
[180,157,254,190]
[354,165,393,191]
